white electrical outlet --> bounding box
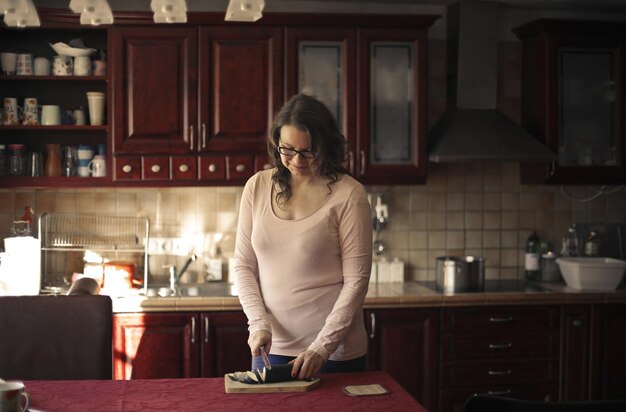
[149,237,192,256]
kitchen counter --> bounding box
[111,280,626,313]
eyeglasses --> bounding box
[277,146,316,159]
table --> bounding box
[24,371,427,412]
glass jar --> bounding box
[540,252,560,282]
[8,144,26,176]
[0,144,9,176]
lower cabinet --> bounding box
[113,311,249,379]
[364,308,439,412]
[590,303,626,401]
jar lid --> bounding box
[542,251,556,259]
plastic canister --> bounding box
[540,252,560,282]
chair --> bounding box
[0,295,113,380]
[465,394,626,412]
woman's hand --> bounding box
[290,350,325,379]
[248,330,272,357]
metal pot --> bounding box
[435,256,485,292]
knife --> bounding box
[259,346,272,370]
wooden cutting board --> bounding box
[224,375,321,394]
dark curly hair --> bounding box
[268,94,349,204]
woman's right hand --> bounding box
[248,330,272,357]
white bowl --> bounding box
[49,42,96,57]
[556,257,626,290]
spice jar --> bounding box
[540,252,560,282]
[8,143,26,176]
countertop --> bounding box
[111,280,626,313]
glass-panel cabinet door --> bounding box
[559,48,618,167]
[370,42,414,165]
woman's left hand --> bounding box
[290,350,325,379]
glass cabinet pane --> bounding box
[558,48,618,166]
[298,41,343,128]
[370,42,414,164]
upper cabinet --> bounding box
[514,19,626,184]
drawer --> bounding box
[439,384,558,412]
[143,156,169,180]
[171,156,197,180]
[441,306,559,334]
[441,332,559,360]
[441,359,558,387]
[114,156,141,180]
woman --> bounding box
[234,94,373,380]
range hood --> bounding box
[428,1,556,163]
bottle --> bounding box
[45,143,62,177]
[561,225,579,257]
[584,231,600,257]
[525,231,541,281]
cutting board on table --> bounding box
[224,375,320,393]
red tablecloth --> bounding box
[24,371,426,412]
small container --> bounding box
[0,144,9,176]
[8,143,26,176]
[540,252,560,282]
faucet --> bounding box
[166,253,198,296]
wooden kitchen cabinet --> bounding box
[113,311,249,380]
[365,308,439,411]
[514,19,626,184]
[590,303,626,400]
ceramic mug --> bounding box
[88,154,106,177]
[1,52,17,75]
[16,53,33,75]
[53,55,73,76]
[73,107,86,125]
[86,92,105,125]
[22,97,39,125]
[0,381,30,412]
[77,144,94,161]
[3,97,23,125]
[34,56,50,75]
[41,105,62,125]
[92,59,106,76]
[74,56,91,76]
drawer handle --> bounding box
[201,123,207,149]
[204,316,209,343]
[488,343,513,349]
[189,125,194,151]
[208,164,217,173]
[488,369,512,376]
[487,389,512,396]
[489,316,513,323]
[179,164,189,173]
[151,164,161,173]
[122,164,133,173]
[235,164,246,173]
[369,313,376,339]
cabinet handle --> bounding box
[360,150,365,176]
[489,316,513,323]
[191,317,196,344]
[549,161,556,176]
[369,313,376,339]
[488,369,512,376]
[488,343,513,349]
[122,164,133,173]
[150,164,161,173]
[208,164,217,173]
[204,317,209,343]
[189,125,194,151]
[179,164,189,173]
[201,123,207,149]
[487,389,512,396]
[348,151,354,174]
[235,164,245,173]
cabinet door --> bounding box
[357,28,429,184]
[560,305,591,401]
[113,313,199,379]
[365,308,438,410]
[112,27,198,155]
[591,304,626,400]
[200,312,250,377]
[198,27,281,153]
[285,28,357,174]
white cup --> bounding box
[3,97,23,125]
[22,97,39,125]
[73,107,86,125]
[74,56,91,76]
[77,165,91,177]
[16,53,33,75]
[53,55,73,76]
[87,92,105,125]
[0,381,30,412]
[34,56,50,75]
[1,52,17,75]
[77,144,94,161]
[41,105,62,125]
[88,154,106,177]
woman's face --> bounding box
[279,124,318,178]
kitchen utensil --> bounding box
[22,97,39,125]
[16,53,33,75]
[87,91,105,125]
[41,105,61,125]
[3,97,22,125]
[88,154,106,177]
[435,255,485,293]
[34,56,50,75]
[73,55,91,75]
[53,55,73,76]
[260,346,272,370]
[1,52,17,75]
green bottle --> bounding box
[525,231,541,281]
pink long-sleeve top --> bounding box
[234,169,372,361]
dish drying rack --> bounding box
[38,213,150,293]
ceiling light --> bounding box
[69,0,113,25]
[1,0,40,27]
[225,0,264,22]
[151,0,187,24]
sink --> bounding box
[144,283,238,298]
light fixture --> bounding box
[1,0,40,27]
[69,0,114,25]
[151,0,187,24]
[225,0,264,22]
